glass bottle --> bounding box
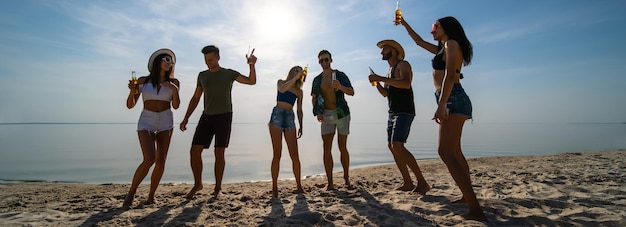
[394,1,402,25]
[301,65,308,82]
[131,71,138,94]
[369,67,377,86]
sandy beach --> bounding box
[1,150,625,226]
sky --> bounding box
[1,0,625,124]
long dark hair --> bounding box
[438,16,473,66]
[146,54,173,90]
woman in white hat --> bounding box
[123,48,180,210]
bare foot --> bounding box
[460,211,486,222]
[345,183,357,190]
[185,184,203,200]
[272,185,279,197]
[326,184,336,191]
[122,194,133,210]
[211,187,221,198]
[396,184,416,191]
[452,196,466,203]
[294,186,304,194]
[413,183,431,195]
[145,199,156,205]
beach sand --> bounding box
[1,150,625,226]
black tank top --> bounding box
[388,61,415,114]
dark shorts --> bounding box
[268,107,296,130]
[192,112,233,148]
[387,113,414,143]
[435,83,472,119]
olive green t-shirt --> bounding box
[197,68,241,115]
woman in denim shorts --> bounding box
[268,66,305,197]
[401,16,485,220]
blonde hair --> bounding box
[286,66,303,89]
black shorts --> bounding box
[387,113,414,143]
[192,112,233,148]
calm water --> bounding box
[1,122,625,184]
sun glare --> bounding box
[252,3,303,43]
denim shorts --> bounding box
[268,107,296,130]
[137,109,173,133]
[435,83,472,119]
[387,113,414,143]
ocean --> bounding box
[1,122,625,184]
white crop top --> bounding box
[140,83,173,102]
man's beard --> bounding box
[382,52,392,60]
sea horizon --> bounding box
[1,122,625,184]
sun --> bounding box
[252,2,303,43]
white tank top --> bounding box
[140,83,173,102]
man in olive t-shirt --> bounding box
[179,45,257,198]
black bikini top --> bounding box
[431,48,445,70]
[276,90,297,105]
[431,47,463,79]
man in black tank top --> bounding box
[369,40,431,194]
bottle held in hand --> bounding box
[301,65,308,82]
[394,1,402,25]
[369,67,377,86]
[332,72,338,91]
[246,47,256,65]
[131,71,138,94]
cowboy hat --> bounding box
[376,39,404,60]
[148,48,176,72]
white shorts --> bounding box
[321,109,350,135]
[137,109,173,133]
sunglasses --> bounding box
[318,58,330,64]
[431,23,440,32]
[162,57,173,64]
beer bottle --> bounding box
[394,1,402,25]
[131,71,138,94]
[301,65,308,82]
[369,67,377,86]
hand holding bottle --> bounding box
[332,72,340,91]
[301,65,308,82]
[246,48,257,65]
[129,71,139,94]
[394,1,402,25]
[368,67,378,86]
